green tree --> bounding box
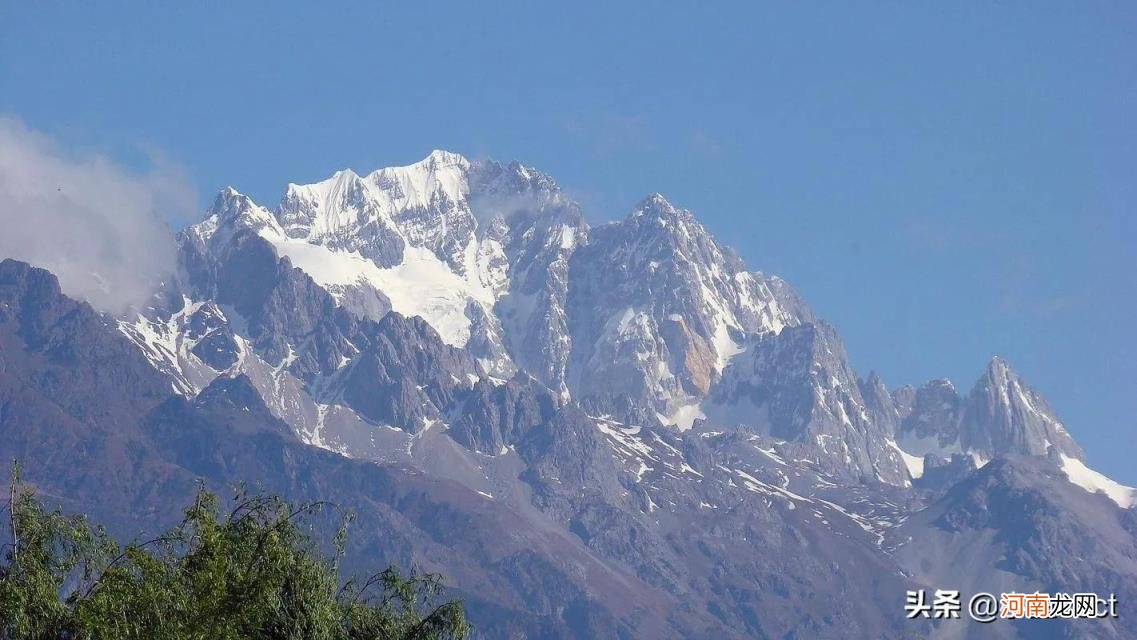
[0,466,468,640]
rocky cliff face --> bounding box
[564,194,801,425]
[5,150,1134,640]
[961,356,1084,460]
[705,321,909,485]
[888,357,1084,469]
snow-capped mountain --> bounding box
[125,147,1133,502]
[8,150,1135,639]
[147,149,1103,489]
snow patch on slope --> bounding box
[118,298,225,395]
[887,439,925,479]
[261,233,491,346]
[1059,454,1136,508]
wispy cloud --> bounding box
[0,117,196,313]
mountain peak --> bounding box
[631,193,685,217]
[206,186,271,226]
[371,149,470,179]
[423,148,468,167]
[205,187,269,227]
[975,355,1027,398]
[211,186,254,211]
[624,194,701,236]
[189,186,281,250]
[963,354,1085,461]
[986,354,1010,374]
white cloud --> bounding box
[0,117,196,313]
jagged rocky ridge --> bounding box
[3,150,1135,639]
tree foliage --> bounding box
[0,466,468,640]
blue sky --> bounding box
[2,3,1135,481]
